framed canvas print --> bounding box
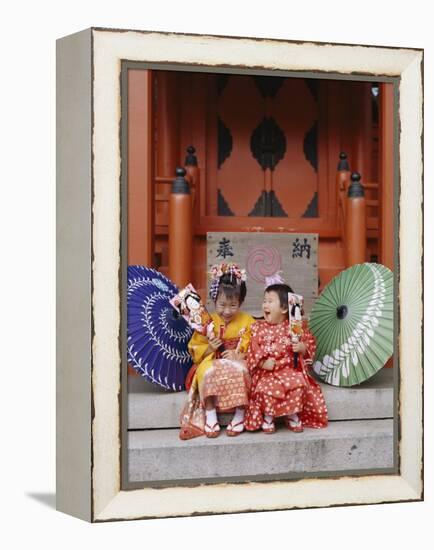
[56,28,423,522]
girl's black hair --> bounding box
[264,283,294,312]
[215,273,247,305]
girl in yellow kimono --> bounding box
[183,263,255,439]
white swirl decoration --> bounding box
[311,263,393,386]
[246,246,282,284]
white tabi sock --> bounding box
[229,407,245,432]
[205,408,220,432]
[262,413,275,429]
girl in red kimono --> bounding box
[244,280,328,434]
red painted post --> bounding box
[127,69,154,266]
[168,168,193,288]
[345,172,367,266]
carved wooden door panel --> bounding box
[214,74,320,219]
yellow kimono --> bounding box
[188,311,255,411]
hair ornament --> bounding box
[208,262,247,300]
[264,271,285,288]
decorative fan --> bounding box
[127,266,193,391]
[309,263,393,386]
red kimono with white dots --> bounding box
[244,320,328,430]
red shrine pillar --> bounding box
[169,167,193,288]
[127,69,154,266]
[345,172,367,266]
[379,83,394,271]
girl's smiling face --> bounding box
[263,290,288,324]
[215,292,240,324]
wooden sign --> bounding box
[207,232,318,317]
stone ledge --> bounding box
[127,418,394,482]
[128,368,394,429]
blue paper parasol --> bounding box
[127,266,193,391]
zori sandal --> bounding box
[285,417,304,433]
[261,417,276,434]
[226,420,244,437]
[204,422,220,438]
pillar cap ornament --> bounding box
[347,172,365,198]
[171,167,190,194]
[185,145,198,167]
[338,151,350,171]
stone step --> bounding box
[127,418,394,483]
[128,367,394,430]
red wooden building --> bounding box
[127,69,394,300]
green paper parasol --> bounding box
[309,263,393,386]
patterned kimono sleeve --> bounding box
[301,327,316,366]
[246,323,265,372]
[188,331,210,365]
[237,316,255,354]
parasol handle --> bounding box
[291,334,300,369]
[217,324,225,354]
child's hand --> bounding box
[262,358,276,371]
[292,342,307,356]
[208,336,223,351]
[221,349,238,360]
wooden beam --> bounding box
[127,69,154,265]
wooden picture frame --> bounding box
[56,27,423,522]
